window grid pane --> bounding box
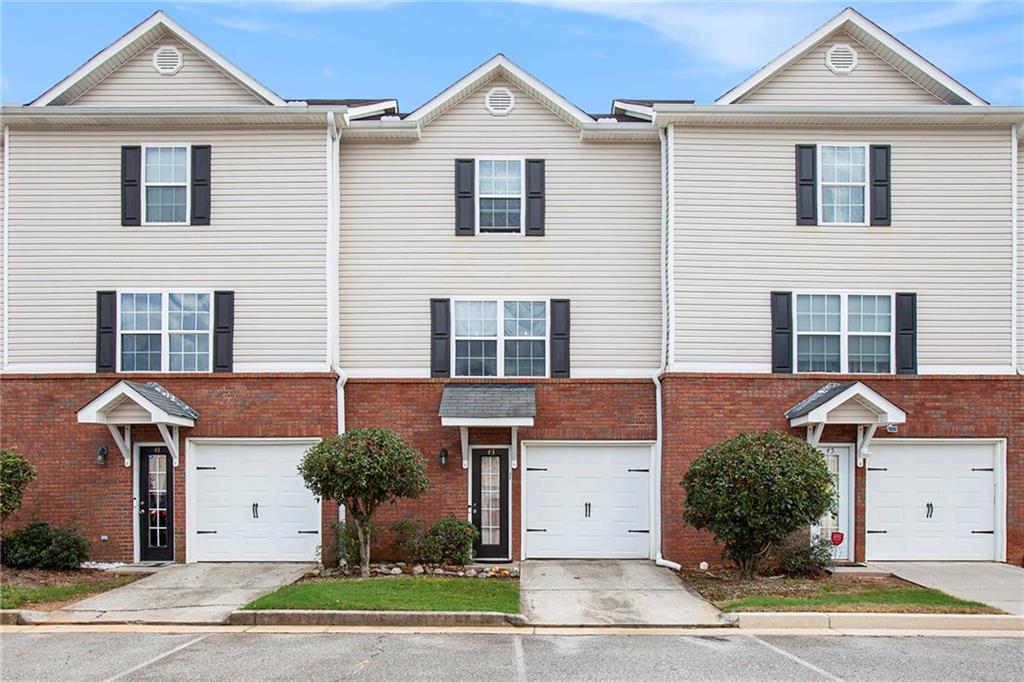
[145,187,186,223]
[797,335,841,372]
[503,300,546,337]
[169,293,211,332]
[121,333,162,372]
[796,294,840,333]
[820,145,866,224]
[478,160,521,196]
[848,295,891,333]
[479,198,521,231]
[169,333,210,372]
[455,340,497,377]
[504,340,545,377]
[454,300,497,337]
[144,146,187,223]
[849,335,891,373]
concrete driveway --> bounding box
[520,560,721,626]
[47,562,313,624]
[872,562,1024,614]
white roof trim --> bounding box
[405,54,594,129]
[612,100,654,121]
[440,416,535,428]
[788,381,907,427]
[343,100,399,122]
[77,380,196,428]
[716,7,986,106]
[31,10,285,107]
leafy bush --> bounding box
[421,517,478,566]
[299,429,428,577]
[390,517,427,564]
[776,534,835,577]
[330,521,376,567]
[682,431,835,579]
[1,521,90,569]
[1,449,37,522]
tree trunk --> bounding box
[354,521,371,578]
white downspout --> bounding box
[1012,125,1019,374]
[3,125,9,371]
[654,124,681,571]
[327,111,347,525]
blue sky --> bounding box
[2,1,1022,108]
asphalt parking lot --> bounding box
[1,631,1022,681]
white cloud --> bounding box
[322,66,336,78]
[215,15,309,37]
[884,1,985,34]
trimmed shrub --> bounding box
[390,517,427,564]
[1,448,37,522]
[422,517,478,566]
[1,521,90,569]
[682,430,835,579]
[776,534,835,577]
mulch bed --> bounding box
[0,567,135,589]
[681,567,911,604]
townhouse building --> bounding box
[1,8,1021,568]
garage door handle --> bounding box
[866,530,887,534]
[298,530,319,535]
[526,467,547,471]
[526,528,547,532]
[867,467,887,471]
[971,467,994,472]
[627,468,649,473]
[196,531,217,535]
[628,529,650,533]
[196,466,216,471]
[972,530,994,534]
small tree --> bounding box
[682,431,834,579]
[299,428,428,577]
[1,448,37,524]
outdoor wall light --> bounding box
[95,445,109,466]
[439,447,449,467]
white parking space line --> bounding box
[512,635,527,682]
[750,635,846,682]
[101,635,208,682]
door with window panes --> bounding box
[139,445,174,561]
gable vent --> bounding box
[484,87,515,116]
[152,45,183,76]
[825,44,858,74]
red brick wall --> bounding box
[344,378,657,561]
[659,373,1023,568]
[0,373,337,562]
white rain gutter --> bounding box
[653,124,680,571]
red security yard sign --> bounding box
[830,531,845,546]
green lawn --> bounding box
[245,577,521,613]
[0,581,129,610]
[721,587,996,613]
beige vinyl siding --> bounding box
[72,37,265,106]
[339,78,661,374]
[673,126,1013,372]
[739,31,943,105]
[6,127,326,368]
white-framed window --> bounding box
[794,292,893,374]
[453,298,547,377]
[477,159,523,235]
[118,291,212,372]
[818,144,868,225]
[143,145,190,225]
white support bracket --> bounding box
[156,423,181,467]
[856,424,878,467]
[106,424,132,467]
[806,423,825,448]
[510,426,518,470]
[460,426,469,470]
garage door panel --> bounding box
[867,441,997,561]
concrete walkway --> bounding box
[872,562,1024,615]
[48,563,313,624]
[520,560,721,626]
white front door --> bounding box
[813,444,854,561]
[524,443,651,559]
[866,440,999,561]
[189,440,321,562]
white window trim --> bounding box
[793,291,896,375]
[451,296,549,378]
[116,289,214,373]
[141,144,191,227]
[816,143,870,227]
[475,157,526,236]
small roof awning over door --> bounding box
[77,381,197,467]
[785,381,906,464]
[439,384,536,470]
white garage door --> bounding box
[524,443,651,559]
[866,440,999,561]
[189,440,321,562]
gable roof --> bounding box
[717,7,987,106]
[405,54,595,129]
[784,381,906,426]
[31,10,285,107]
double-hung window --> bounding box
[819,144,867,225]
[477,159,523,234]
[453,299,547,377]
[795,293,893,374]
[143,146,189,224]
[119,291,212,371]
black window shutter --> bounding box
[191,145,211,226]
[121,146,142,226]
[213,291,234,372]
[770,291,793,373]
[454,160,475,236]
[795,145,817,226]
[96,291,117,372]
[869,145,891,226]
[430,299,451,377]
[525,159,545,236]
[895,292,917,375]
[550,299,570,378]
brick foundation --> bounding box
[0,373,337,562]
[659,373,1023,568]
